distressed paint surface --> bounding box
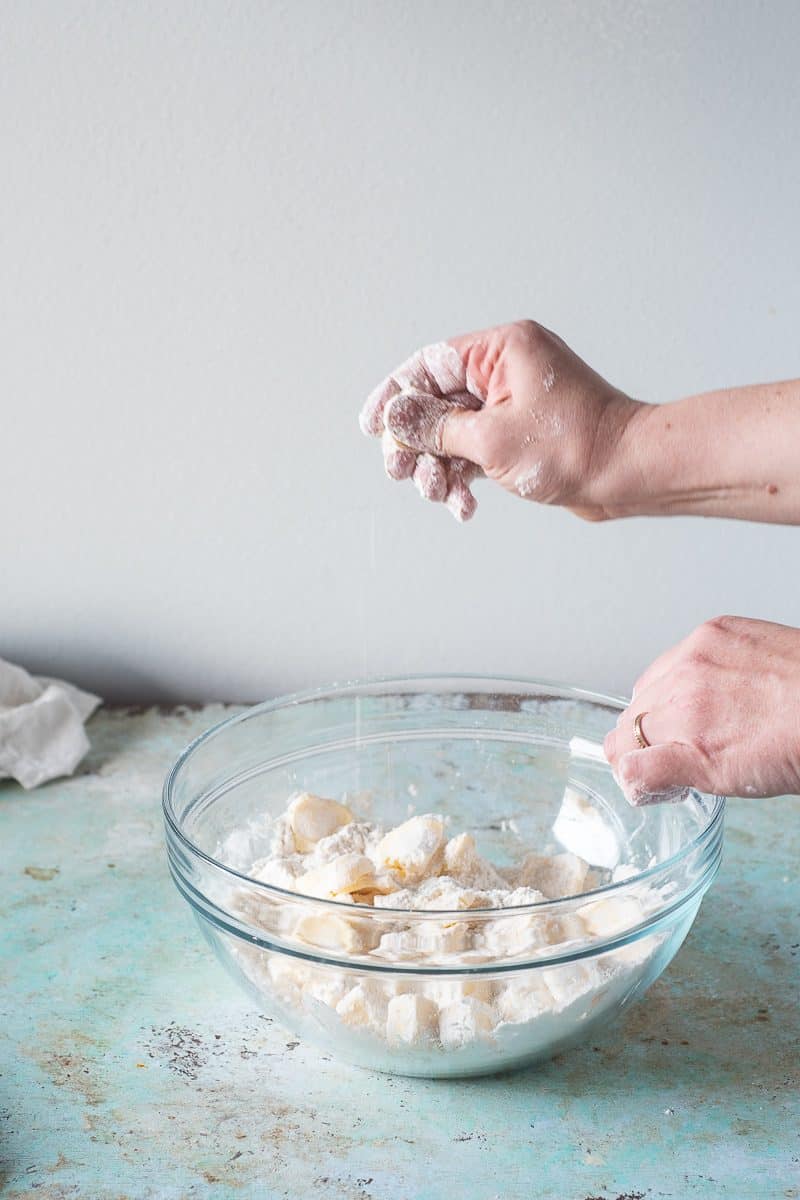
[1,707,798,1200]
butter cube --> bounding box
[336,982,387,1033]
[294,911,379,954]
[377,920,470,960]
[439,997,495,1048]
[579,895,644,938]
[288,793,353,852]
[443,832,507,890]
[423,977,494,1007]
[386,993,439,1045]
[375,815,445,883]
[514,851,590,899]
[296,853,376,899]
[541,960,603,1008]
[495,976,553,1024]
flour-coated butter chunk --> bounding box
[307,821,381,868]
[443,833,507,890]
[540,960,604,1008]
[601,930,660,969]
[250,855,300,890]
[438,996,495,1048]
[267,953,352,1011]
[268,814,298,858]
[581,894,654,966]
[552,911,588,944]
[267,955,312,1002]
[336,981,388,1033]
[302,969,347,1008]
[514,851,590,899]
[500,886,549,908]
[296,853,376,899]
[423,977,494,1006]
[377,919,470,960]
[294,911,379,954]
[386,993,439,1045]
[372,888,414,910]
[579,895,644,938]
[232,882,290,936]
[372,876,488,911]
[379,976,414,999]
[481,901,587,959]
[477,890,553,956]
[374,814,445,883]
[479,914,544,959]
[495,975,554,1024]
[288,793,353,853]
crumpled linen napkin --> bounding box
[0,658,102,789]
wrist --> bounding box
[583,394,653,519]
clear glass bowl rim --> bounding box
[162,672,725,919]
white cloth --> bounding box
[0,658,101,789]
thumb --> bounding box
[385,390,486,464]
[617,743,701,806]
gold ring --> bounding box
[633,712,650,750]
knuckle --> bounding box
[686,618,727,656]
[704,614,738,637]
[681,646,712,673]
[687,622,713,648]
[510,319,549,352]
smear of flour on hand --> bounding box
[542,365,556,392]
[515,464,543,498]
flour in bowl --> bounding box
[249,795,592,908]
[231,792,664,1060]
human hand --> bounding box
[604,616,800,804]
[359,321,640,521]
[359,341,484,521]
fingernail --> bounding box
[386,394,425,447]
[386,392,449,455]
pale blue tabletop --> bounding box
[2,708,798,1200]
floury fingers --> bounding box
[359,341,485,521]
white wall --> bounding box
[2,0,799,704]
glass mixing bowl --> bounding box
[163,677,724,1078]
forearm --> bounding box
[599,380,800,523]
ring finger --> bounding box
[603,694,673,766]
